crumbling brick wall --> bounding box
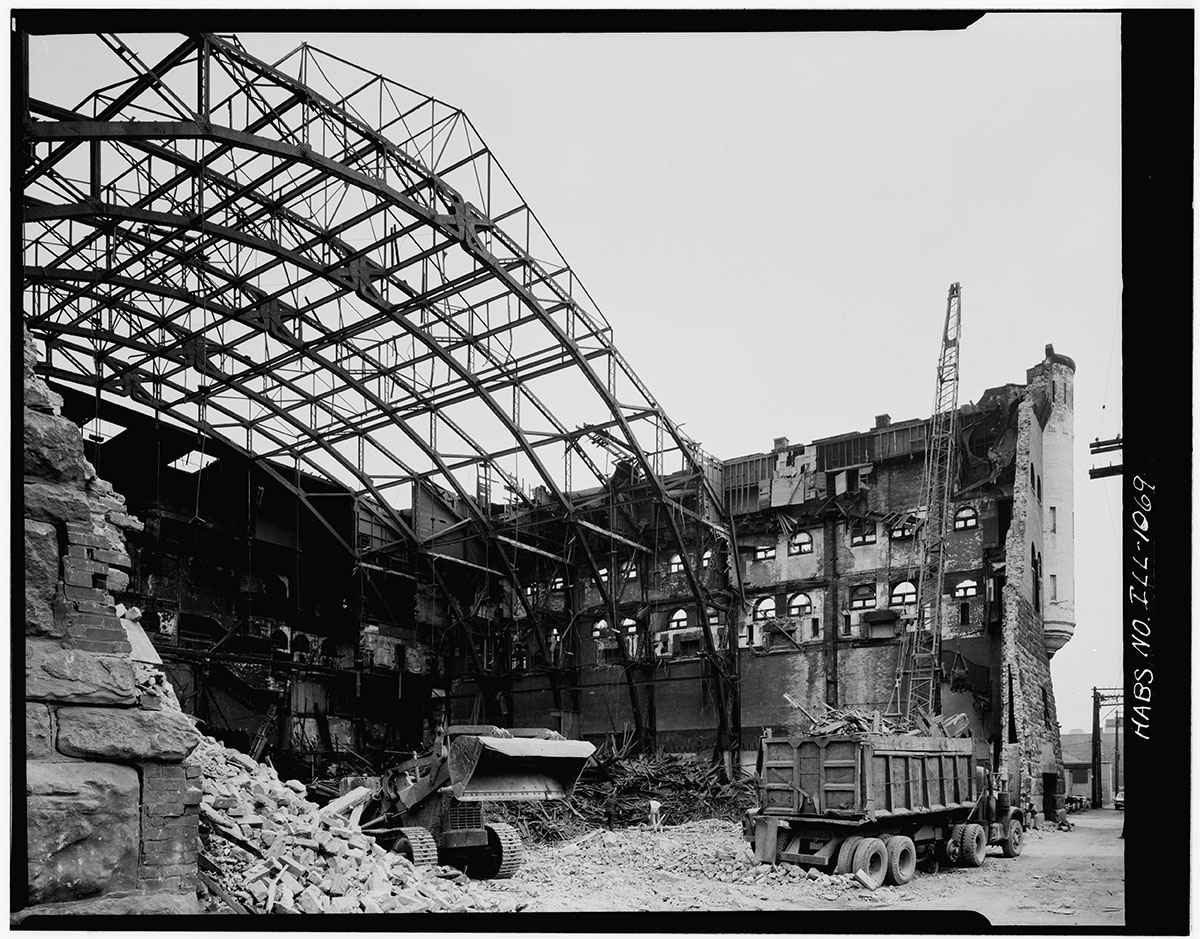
[21,325,202,918]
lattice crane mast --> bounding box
[888,283,963,721]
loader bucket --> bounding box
[447,735,596,802]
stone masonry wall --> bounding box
[21,325,202,918]
[999,373,1065,822]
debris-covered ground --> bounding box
[194,736,498,914]
[471,811,1124,927]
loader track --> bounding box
[395,826,440,867]
[486,823,524,879]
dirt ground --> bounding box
[472,808,1124,927]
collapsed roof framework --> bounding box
[20,31,744,757]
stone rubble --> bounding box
[194,736,495,914]
[473,819,905,912]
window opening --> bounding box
[953,507,978,530]
[788,531,813,556]
[890,581,917,606]
[953,579,979,598]
[849,585,876,610]
[849,520,876,546]
[788,593,812,616]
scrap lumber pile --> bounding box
[487,745,755,844]
[193,736,491,914]
[782,697,969,738]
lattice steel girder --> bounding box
[22,33,743,712]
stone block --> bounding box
[27,760,140,904]
[55,707,200,763]
[26,702,53,758]
[25,519,64,638]
[13,891,199,918]
[106,568,131,592]
[24,373,64,415]
[26,641,136,705]
[24,409,94,483]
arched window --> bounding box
[850,585,876,610]
[667,553,684,574]
[788,593,812,616]
[753,597,776,621]
[549,575,564,591]
[291,633,311,654]
[621,617,639,634]
[591,618,609,638]
[849,519,876,546]
[788,531,813,556]
[890,581,917,606]
[270,629,289,651]
[754,544,777,561]
[953,579,979,599]
[320,637,338,658]
[891,519,916,539]
[621,562,638,582]
[706,607,722,627]
[596,567,608,580]
[701,549,713,569]
[953,507,978,530]
[668,608,688,630]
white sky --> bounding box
[26,13,1124,732]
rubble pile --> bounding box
[193,736,493,914]
[488,748,755,844]
[474,820,908,912]
[786,699,969,738]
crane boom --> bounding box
[887,283,962,721]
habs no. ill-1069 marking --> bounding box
[1129,474,1153,741]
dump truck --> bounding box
[744,732,1024,887]
[350,725,595,878]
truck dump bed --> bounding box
[759,733,977,821]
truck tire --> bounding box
[393,826,439,867]
[885,835,917,886]
[945,824,965,865]
[1001,818,1024,857]
[851,838,888,889]
[958,822,987,867]
[834,836,864,874]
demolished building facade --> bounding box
[19,29,1076,911]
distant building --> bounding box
[1061,720,1125,804]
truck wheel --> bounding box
[393,826,439,867]
[885,835,917,886]
[470,822,524,879]
[958,822,987,867]
[851,838,888,889]
[834,836,864,874]
[945,825,965,865]
[1001,818,1024,857]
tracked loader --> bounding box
[350,725,594,878]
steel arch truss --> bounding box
[21,31,745,742]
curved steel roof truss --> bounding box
[22,33,744,678]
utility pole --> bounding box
[1088,435,1123,479]
[1091,686,1123,807]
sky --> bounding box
[25,13,1124,732]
